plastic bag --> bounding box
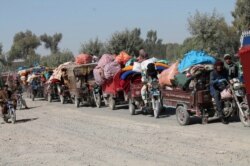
[115,51,132,65]
[93,68,105,85]
[132,62,142,72]
[159,61,179,86]
[125,57,136,66]
[103,61,121,80]
[178,50,216,73]
[221,88,232,99]
[141,57,158,70]
[97,54,114,68]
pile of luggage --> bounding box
[18,66,47,85]
[119,57,169,93]
[48,62,75,83]
[159,50,216,89]
[93,54,120,86]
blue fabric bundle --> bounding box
[178,50,216,73]
[156,66,166,71]
[17,66,28,71]
[120,71,141,80]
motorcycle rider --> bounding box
[0,85,15,121]
[224,54,239,80]
[0,85,9,119]
[210,60,229,124]
[31,77,40,98]
[15,80,29,109]
[141,63,159,107]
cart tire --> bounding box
[109,97,115,110]
[129,99,136,115]
[44,94,48,101]
[60,95,65,104]
[3,115,8,123]
[75,99,80,108]
[93,92,101,108]
[48,94,52,103]
[176,105,190,126]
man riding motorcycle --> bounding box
[0,85,16,122]
[210,61,229,124]
[14,80,29,109]
[141,63,162,117]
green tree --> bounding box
[187,10,238,57]
[40,33,62,54]
[8,30,40,60]
[80,38,104,56]
[143,30,166,59]
[232,0,250,34]
[106,28,143,56]
[40,49,74,67]
[165,43,181,60]
[0,43,4,64]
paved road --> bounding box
[0,97,250,166]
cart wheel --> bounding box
[129,99,136,115]
[93,92,101,108]
[3,116,8,123]
[109,97,115,110]
[75,98,80,108]
[48,94,52,103]
[44,94,48,101]
[60,95,65,104]
[176,105,190,126]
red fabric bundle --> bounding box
[75,54,92,64]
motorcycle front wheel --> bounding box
[239,102,250,127]
[152,98,161,118]
[10,109,16,124]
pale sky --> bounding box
[0,0,236,55]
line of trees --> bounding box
[0,0,250,71]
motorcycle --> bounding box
[142,78,163,118]
[59,85,71,104]
[46,82,61,102]
[31,84,44,101]
[3,100,16,124]
[217,79,250,126]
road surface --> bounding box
[0,97,250,166]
